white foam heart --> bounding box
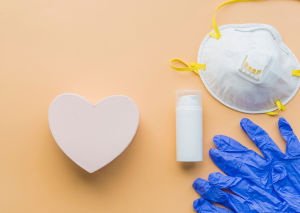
[48,94,139,173]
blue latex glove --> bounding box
[193,172,299,212]
[210,118,300,202]
[193,118,300,212]
[193,197,233,213]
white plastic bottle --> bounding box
[176,90,203,162]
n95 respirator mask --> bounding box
[171,0,300,115]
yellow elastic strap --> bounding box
[209,0,262,39]
[266,100,286,115]
[170,59,206,75]
[292,70,300,76]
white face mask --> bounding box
[171,0,300,115]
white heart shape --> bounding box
[48,94,139,173]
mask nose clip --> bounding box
[239,49,271,81]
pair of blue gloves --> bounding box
[193,118,300,213]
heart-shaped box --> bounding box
[48,93,139,173]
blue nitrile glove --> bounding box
[193,172,300,212]
[192,118,300,212]
[272,165,300,208]
[209,118,300,202]
[193,197,233,213]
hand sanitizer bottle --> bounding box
[176,90,203,162]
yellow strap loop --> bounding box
[209,0,262,39]
[170,59,206,75]
[266,100,286,115]
[292,70,300,76]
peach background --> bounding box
[1,0,300,212]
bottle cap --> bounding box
[176,90,202,108]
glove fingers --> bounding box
[212,136,267,168]
[209,172,244,194]
[193,198,233,213]
[278,118,300,158]
[240,118,284,160]
[209,172,252,202]
[193,178,248,212]
[272,165,300,211]
[209,148,267,170]
[209,173,285,212]
[209,148,267,188]
[213,135,249,152]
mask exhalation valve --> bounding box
[239,49,271,81]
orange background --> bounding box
[1,0,300,212]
